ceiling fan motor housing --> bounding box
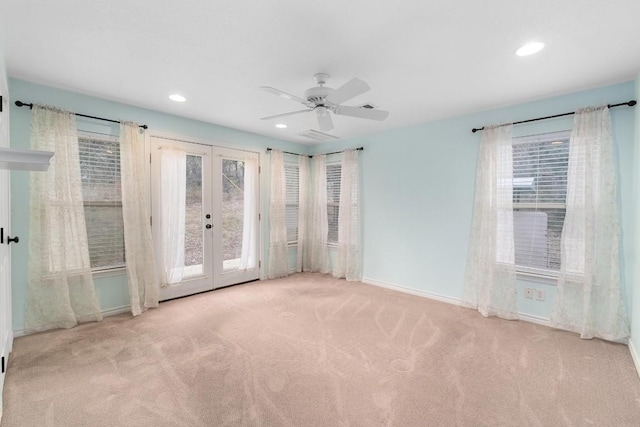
[304,86,334,106]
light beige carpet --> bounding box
[2,273,640,426]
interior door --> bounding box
[151,137,260,300]
[0,71,12,415]
[151,137,214,300]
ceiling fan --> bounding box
[260,73,389,132]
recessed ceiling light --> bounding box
[169,94,186,102]
[275,123,287,129]
[516,42,545,57]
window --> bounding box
[512,131,570,276]
[78,133,125,271]
[284,162,299,243]
[326,163,341,243]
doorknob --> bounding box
[206,224,212,229]
[205,214,211,219]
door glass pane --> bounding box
[184,154,203,275]
[222,159,244,271]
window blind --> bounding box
[326,164,341,243]
[284,163,299,243]
[512,131,570,274]
[78,134,125,270]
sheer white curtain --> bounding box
[550,107,629,341]
[25,105,102,332]
[463,124,518,320]
[158,147,186,285]
[268,149,289,278]
[333,149,361,281]
[296,155,310,272]
[240,158,258,270]
[308,154,330,273]
[119,122,159,316]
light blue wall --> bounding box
[631,73,640,354]
[312,81,636,321]
[8,78,637,330]
[8,78,309,331]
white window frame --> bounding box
[512,130,570,281]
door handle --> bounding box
[1,228,19,245]
[206,224,212,229]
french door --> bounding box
[150,136,260,300]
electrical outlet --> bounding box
[535,289,545,301]
[524,287,534,299]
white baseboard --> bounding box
[362,277,463,307]
[13,305,132,338]
[101,305,131,317]
[361,277,550,327]
[517,313,551,326]
[629,339,640,379]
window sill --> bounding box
[92,266,127,279]
[516,269,558,285]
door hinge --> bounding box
[258,213,261,221]
[149,153,152,163]
[0,95,3,112]
[150,216,152,226]
[2,356,5,374]
[259,166,261,174]
[259,260,261,268]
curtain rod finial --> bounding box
[15,100,34,109]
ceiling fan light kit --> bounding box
[260,73,389,133]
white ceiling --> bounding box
[1,0,639,144]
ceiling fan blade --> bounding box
[325,78,370,105]
[316,108,334,132]
[259,86,310,106]
[334,105,389,121]
[261,109,311,120]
